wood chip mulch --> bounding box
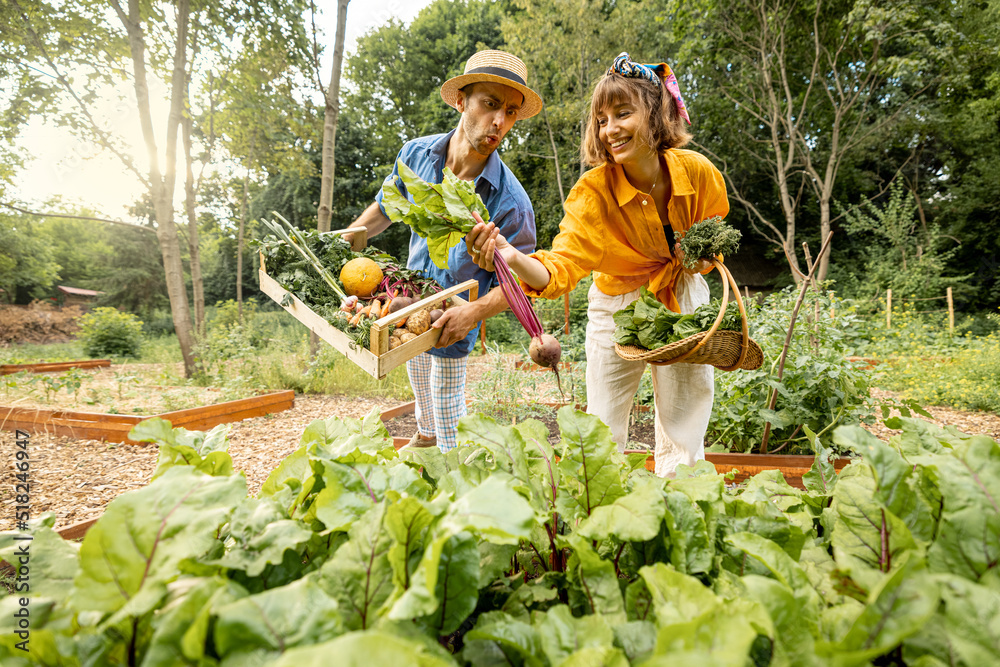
[2,372,998,535]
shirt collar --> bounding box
[428,128,501,191]
[612,149,695,207]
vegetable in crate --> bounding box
[678,216,742,270]
[382,159,563,382]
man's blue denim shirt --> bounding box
[375,129,537,358]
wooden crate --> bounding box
[258,228,479,380]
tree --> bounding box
[315,0,350,234]
[676,0,941,281]
[0,213,60,303]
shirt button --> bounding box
[642,200,647,206]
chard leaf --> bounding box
[562,534,627,625]
[638,562,719,627]
[130,418,234,481]
[457,414,531,485]
[820,555,939,664]
[613,620,657,663]
[829,465,919,573]
[258,446,313,506]
[838,425,937,542]
[741,574,822,667]
[206,496,312,577]
[534,604,615,665]
[555,407,625,521]
[388,532,479,635]
[652,602,761,664]
[921,436,1000,582]
[464,611,544,667]
[577,478,666,542]
[662,489,714,575]
[0,524,79,601]
[312,461,430,532]
[70,466,245,622]
[269,629,457,666]
[319,503,394,630]
[438,474,535,545]
[803,427,839,495]
[143,577,245,667]
[385,494,436,592]
[213,575,342,658]
[725,532,821,615]
[903,574,1000,666]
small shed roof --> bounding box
[57,285,104,297]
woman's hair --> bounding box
[580,73,691,166]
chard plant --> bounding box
[0,409,998,665]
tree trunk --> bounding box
[543,107,565,208]
[119,0,197,376]
[237,153,251,323]
[183,112,204,336]
[317,0,350,233]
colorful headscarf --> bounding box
[607,52,691,125]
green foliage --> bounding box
[77,307,145,358]
[0,214,60,302]
[2,410,999,665]
[381,160,490,269]
[612,287,743,350]
[677,217,742,269]
[878,332,1000,412]
[708,287,875,454]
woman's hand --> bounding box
[674,243,714,275]
[466,211,515,272]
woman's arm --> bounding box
[466,212,552,291]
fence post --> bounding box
[564,293,570,336]
[947,286,954,333]
[886,289,892,329]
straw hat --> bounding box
[440,50,543,119]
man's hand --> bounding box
[432,303,480,348]
[674,242,714,275]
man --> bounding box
[344,49,542,452]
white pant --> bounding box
[584,274,715,476]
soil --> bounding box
[1,363,252,415]
[2,354,998,534]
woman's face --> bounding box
[597,101,654,166]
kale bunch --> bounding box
[678,216,742,270]
[612,289,746,350]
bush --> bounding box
[707,288,875,454]
[77,307,145,357]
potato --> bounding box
[390,326,405,339]
[398,332,418,343]
[406,309,432,335]
[429,308,443,324]
[389,337,404,350]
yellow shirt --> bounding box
[522,148,730,313]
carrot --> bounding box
[371,300,382,319]
[349,311,363,327]
[380,299,392,318]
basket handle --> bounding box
[649,258,750,370]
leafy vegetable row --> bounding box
[2,407,997,665]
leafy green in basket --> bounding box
[612,287,746,350]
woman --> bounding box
[466,53,729,476]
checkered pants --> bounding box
[406,352,468,452]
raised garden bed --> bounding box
[1,359,111,375]
[0,390,295,444]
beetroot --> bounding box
[529,333,562,369]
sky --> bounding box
[13,0,434,221]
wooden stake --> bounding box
[564,293,570,336]
[886,289,892,329]
[947,286,954,332]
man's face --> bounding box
[455,82,524,156]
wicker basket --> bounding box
[615,259,763,371]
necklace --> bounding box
[639,167,660,206]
